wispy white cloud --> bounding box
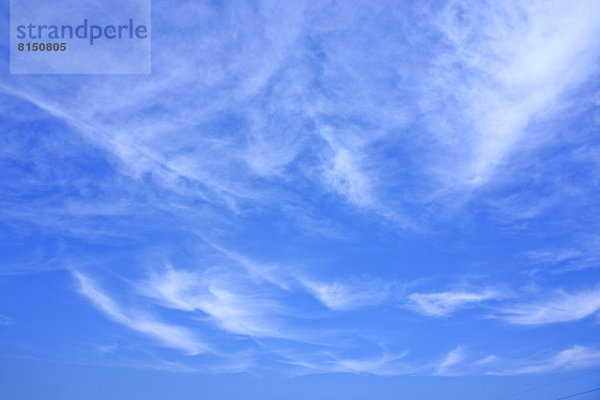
[212,246,396,313]
[525,236,600,273]
[506,346,600,374]
[193,285,289,339]
[315,353,412,376]
[284,343,600,377]
[333,352,411,375]
[407,289,500,317]
[429,0,600,186]
[2,0,598,228]
[74,271,207,355]
[276,347,415,377]
[432,345,600,376]
[526,249,584,264]
[139,265,293,340]
[300,278,391,311]
[474,355,499,366]
[498,288,600,325]
[212,246,293,290]
[319,128,375,209]
[436,346,466,375]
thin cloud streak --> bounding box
[74,271,208,355]
[498,288,600,325]
[436,346,466,376]
[502,346,600,375]
[139,265,297,340]
[407,289,501,317]
[299,278,391,311]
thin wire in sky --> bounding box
[492,371,600,400]
[553,387,600,400]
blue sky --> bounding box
[2,0,600,399]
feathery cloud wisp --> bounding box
[407,289,500,317]
[139,265,293,339]
[436,346,466,376]
[508,346,600,374]
[300,278,390,311]
[74,271,207,355]
[498,288,600,325]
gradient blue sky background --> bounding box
[2,1,600,399]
